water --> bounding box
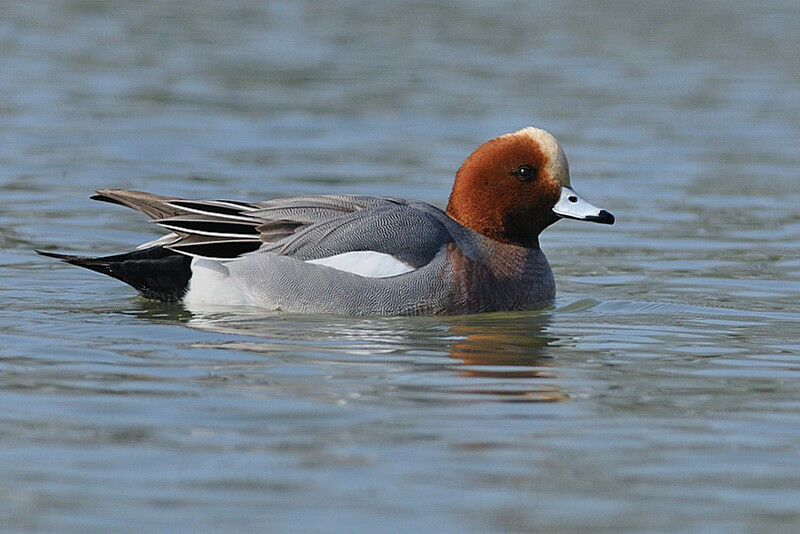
[2,1,800,531]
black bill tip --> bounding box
[588,210,615,225]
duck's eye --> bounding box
[511,164,536,182]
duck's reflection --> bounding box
[128,300,566,402]
[439,312,566,401]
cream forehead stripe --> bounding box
[506,127,571,186]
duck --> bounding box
[38,127,614,315]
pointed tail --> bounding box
[37,247,192,302]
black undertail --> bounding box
[37,246,192,302]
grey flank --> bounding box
[227,198,556,315]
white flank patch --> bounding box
[306,251,415,278]
[184,258,250,306]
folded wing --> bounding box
[91,190,449,270]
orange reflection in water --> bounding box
[444,313,567,402]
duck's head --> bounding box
[446,127,614,247]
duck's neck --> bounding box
[445,205,547,250]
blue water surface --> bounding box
[2,1,800,531]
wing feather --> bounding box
[154,215,261,239]
[86,190,441,264]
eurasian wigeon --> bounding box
[39,127,614,315]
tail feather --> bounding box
[37,247,191,302]
[38,189,267,301]
[90,189,183,220]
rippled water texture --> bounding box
[2,1,800,531]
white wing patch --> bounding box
[306,251,415,278]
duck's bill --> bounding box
[552,187,614,224]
